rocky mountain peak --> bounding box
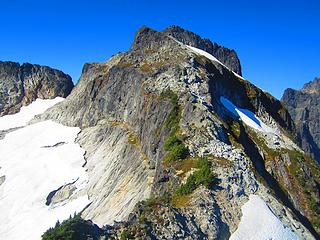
[282,76,320,164]
[130,25,165,51]
[130,25,242,76]
[0,61,73,116]
[302,77,320,93]
[33,24,320,239]
[163,25,242,76]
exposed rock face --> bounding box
[163,25,242,76]
[37,26,319,239]
[282,77,320,164]
[0,61,73,116]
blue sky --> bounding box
[1,0,319,99]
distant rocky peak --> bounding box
[302,77,320,93]
[282,76,320,164]
[0,61,73,116]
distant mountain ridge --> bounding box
[0,61,73,116]
[282,77,320,164]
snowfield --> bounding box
[0,97,64,131]
[0,99,90,240]
[220,96,276,133]
[230,195,298,240]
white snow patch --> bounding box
[230,195,298,240]
[186,45,245,80]
[220,96,276,133]
[0,97,64,130]
[0,120,90,240]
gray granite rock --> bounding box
[0,61,73,116]
[163,25,242,76]
[282,77,320,164]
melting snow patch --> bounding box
[220,96,276,133]
[0,97,64,130]
[230,195,298,240]
[0,120,90,240]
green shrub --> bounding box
[42,214,100,240]
[167,144,189,161]
[164,135,181,150]
[177,174,198,195]
[177,157,214,195]
[120,230,133,240]
[164,135,189,161]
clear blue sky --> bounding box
[1,0,319,99]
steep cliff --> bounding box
[32,26,319,239]
[0,61,73,116]
[282,77,320,165]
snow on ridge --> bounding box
[230,195,298,240]
[0,120,90,240]
[186,45,245,80]
[0,97,64,131]
[220,96,276,133]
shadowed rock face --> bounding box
[0,61,74,116]
[162,25,242,76]
[282,77,320,164]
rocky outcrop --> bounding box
[163,25,242,76]
[37,26,319,239]
[0,61,73,116]
[282,77,320,164]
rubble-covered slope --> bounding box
[38,26,320,239]
[0,61,74,116]
[282,77,320,164]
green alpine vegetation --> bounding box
[42,214,101,240]
[177,157,215,195]
[160,89,189,162]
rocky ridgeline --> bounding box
[0,61,73,116]
[162,25,242,76]
[31,26,320,239]
[282,77,320,164]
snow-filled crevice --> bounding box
[220,96,276,133]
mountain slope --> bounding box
[0,61,73,116]
[282,77,320,164]
[35,26,320,239]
